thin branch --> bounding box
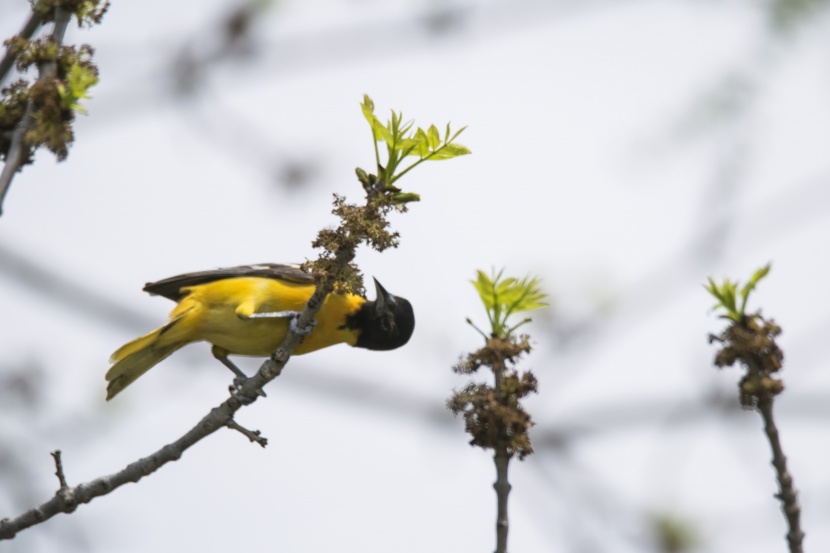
[0,10,44,86]
[492,359,511,553]
[0,7,71,216]
[50,450,68,490]
[226,419,268,448]
[493,449,511,553]
[0,247,353,540]
[757,395,804,553]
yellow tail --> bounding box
[105,316,190,400]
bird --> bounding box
[105,263,414,400]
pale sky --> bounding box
[2,1,830,552]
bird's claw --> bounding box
[229,376,266,404]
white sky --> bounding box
[2,0,830,552]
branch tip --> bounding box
[226,419,268,448]
[50,450,68,490]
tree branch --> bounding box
[493,449,511,553]
[757,395,805,553]
[710,314,805,553]
[226,419,268,448]
[492,359,511,553]
[0,7,71,216]
[0,10,44,86]
[0,247,354,540]
[50,450,68,490]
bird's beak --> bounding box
[373,277,395,315]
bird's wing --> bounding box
[143,263,312,301]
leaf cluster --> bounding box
[709,313,784,407]
[25,44,97,160]
[704,263,770,322]
[448,369,537,459]
[57,62,98,112]
[305,193,401,295]
[471,269,548,339]
[306,96,469,293]
[359,94,469,206]
[1,14,102,162]
[454,335,531,375]
[0,81,29,158]
[449,335,536,459]
[32,0,110,27]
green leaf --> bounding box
[397,118,414,143]
[704,278,721,301]
[704,263,772,321]
[391,192,420,204]
[739,262,771,314]
[721,281,737,313]
[427,143,471,160]
[470,269,548,338]
[742,262,771,299]
[448,125,468,143]
[414,128,430,157]
[398,138,421,158]
[361,95,375,124]
[376,121,394,147]
[57,64,99,113]
[358,96,469,187]
[427,124,441,150]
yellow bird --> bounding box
[105,264,414,400]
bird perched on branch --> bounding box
[105,263,414,400]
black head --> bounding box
[348,278,414,351]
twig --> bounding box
[450,335,534,553]
[0,10,44,86]
[0,7,71,216]
[50,450,68,489]
[757,394,804,553]
[49,450,77,512]
[493,448,511,553]
[740,328,806,553]
[226,419,268,448]
[710,313,805,553]
[0,247,354,540]
[492,359,511,553]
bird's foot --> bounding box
[229,376,267,404]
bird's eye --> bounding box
[380,311,396,333]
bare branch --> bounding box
[226,419,268,448]
[493,449,511,553]
[0,7,71,216]
[758,392,805,553]
[492,358,511,553]
[50,450,68,490]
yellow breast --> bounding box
[171,277,365,356]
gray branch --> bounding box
[0,7,71,216]
[492,360,511,553]
[0,248,353,540]
[758,396,805,553]
[493,449,511,553]
[226,419,268,448]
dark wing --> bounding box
[143,263,312,301]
